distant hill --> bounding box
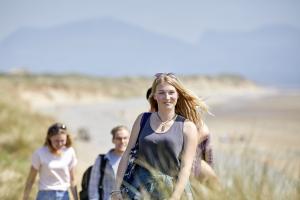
[195,25,300,87]
[0,18,299,87]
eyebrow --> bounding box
[157,89,176,92]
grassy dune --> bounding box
[208,148,300,199]
[0,81,53,199]
[0,73,259,102]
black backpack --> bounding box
[79,154,107,200]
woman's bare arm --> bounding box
[23,166,38,200]
[170,120,198,200]
[197,122,210,143]
[69,167,79,200]
[112,113,144,199]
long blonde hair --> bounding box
[149,73,208,128]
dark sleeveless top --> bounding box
[137,113,186,177]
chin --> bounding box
[164,105,174,110]
[54,147,64,151]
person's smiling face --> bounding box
[154,82,178,110]
[50,133,67,152]
[113,128,130,154]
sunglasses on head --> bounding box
[49,123,67,132]
[58,124,67,129]
[154,73,177,79]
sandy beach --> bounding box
[207,90,300,180]
[34,89,300,182]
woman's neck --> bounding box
[51,149,63,156]
[48,146,64,156]
[157,110,176,121]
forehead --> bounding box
[114,129,130,137]
[156,82,176,91]
[50,134,67,140]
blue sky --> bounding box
[1,0,299,44]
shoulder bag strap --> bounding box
[135,112,151,146]
[98,154,107,200]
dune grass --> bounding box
[205,148,300,200]
[0,86,53,200]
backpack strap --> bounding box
[98,154,107,199]
[136,112,151,143]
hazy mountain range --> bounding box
[0,18,299,87]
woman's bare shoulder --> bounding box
[183,119,198,138]
[201,123,210,136]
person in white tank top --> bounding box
[22,123,78,200]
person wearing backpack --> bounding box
[87,125,130,200]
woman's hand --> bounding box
[169,195,180,200]
[111,192,123,200]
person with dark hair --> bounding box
[88,125,130,200]
[146,87,152,102]
[112,73,208,200]
[146,87,156,112]
[23,123,78,200]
